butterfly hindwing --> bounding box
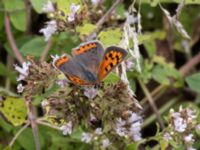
[53,55,90,85]
[98,46,128,81]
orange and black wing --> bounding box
[98,46,128,81]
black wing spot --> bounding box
[108,53,113,58]
[110,63,114,68]
[105,67,108,72]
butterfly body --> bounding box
[53,41,127,86]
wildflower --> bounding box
[184,134,194,143]
[84,87,98,99]
[115,127,126,137]
[56,79,68,88]
[116,118,126,127]
[129,121,142,141]
[68,3,80,22]
[173,116,187,132]
[128,111,142,123]
[95,128,103,135]
[81,132,92,143]
[163,132,172,141]
[124,12,138,25]
[102,138,111,148]
[187,147,196,150]
[14,62,31,81]
[125,58,134,71]
[40,20,57,41]
[41,100,49,107]
[91,0,100,6]
[42,1,55,13]
[60,121,73,135]
[17,83,25,93]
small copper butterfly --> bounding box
[53,41,128,85]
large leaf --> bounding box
[20,36,46,57]
[3,0,26,31]
[0,97,27,126]
[98,28,122,47]
[186,73,200,93]
[30,0,48,13]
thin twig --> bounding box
[40,39,53,62]
[25,96,41,150]
[37,120,60,130]
[179,52,200,77]
[86,0,123,41]
[9,122,30,148]
[4,13,24,64]
[138,78,165,129]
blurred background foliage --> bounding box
[0,0,200,150]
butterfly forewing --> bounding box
[98,46,128,81]
[72,41,104,75]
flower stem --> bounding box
[138,78,165,129]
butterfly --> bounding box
[53,41,128,85]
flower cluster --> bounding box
[163,106,198,150]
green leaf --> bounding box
[0,97,27,126]
[15,128,35,150]
[144,41,156,57]
[125,142,139,150]
[76,23,96,36]
[20,36,46,57]
[0,63,17,84]
[3,0,26,31]
[98,28,122,47]
[56,0,83,22]
[29,0,48,13]
[103,72,120,85]
[152,65,169,85]
[186,73,200,93]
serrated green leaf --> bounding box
[30,0,48,13]
[98,28,122,47]
[3,0,26,31]
[103,72,120,85]
[20,36,46,57]
[76,23,96,36]
[186,73,200,93]
[0,97,27,126]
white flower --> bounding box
[14,62,31,81]
[95,128,103,135]
[187,147,196,150]
[116,118,126,127]
[186,108,196,119]
[184,134,194,143]
[163,132,172,141]
[17,84,25,93]
[56,79,68,88]
[173,116,187,132]
[41,100,49,107]
[40,20,57,41]
[125,59,134,70]
[102,138,111,148]
[115,127,126,137]
[42,1,55,13]
[129,121,142,141]
[68,3,80,22]
[60,121,73,135]
[128,111,142,123]
[84,87,98,99]
[91,0,100,6]
[196,124,200,130]
[81,132,92,143]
